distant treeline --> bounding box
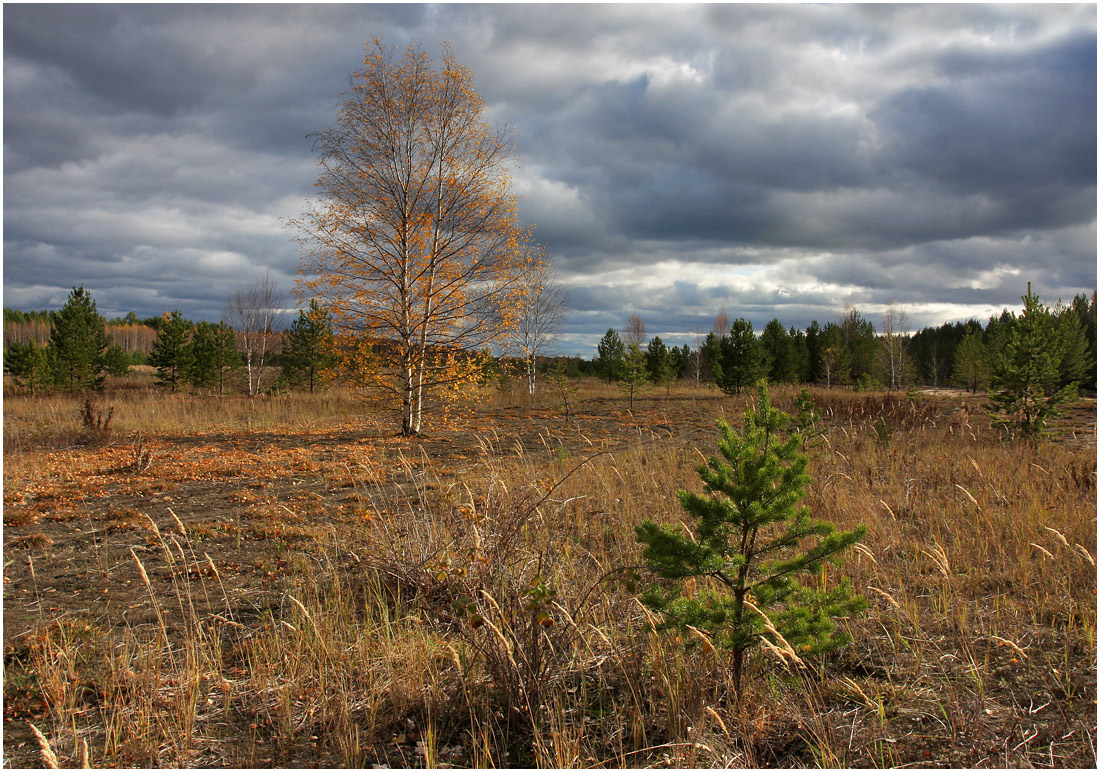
[3,287,308,396]
[539,291,1097,394]
[3,287,1096,396]
[5,309,162,355]
[3,309,287,364]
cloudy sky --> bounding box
[3,3,1096,355]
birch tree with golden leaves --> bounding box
[293,40,529,436]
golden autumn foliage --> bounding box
[293,39,531,436]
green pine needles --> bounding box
[635,382,867,694]
[987,282,1080,439]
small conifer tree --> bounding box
[4,341,51,394]
[188,320,237,391]
[646,335,676,395]
[103,345,131,378]
[636,382,866,694]
[49,286,110,391]
[713,318,765,394]
[149,311,193,392]
[618,342,648,410]
[282,300,338,393]
[596,328,625,383]
[952,330,989,394]
[988,283,1078,439]
[793,388,826,451]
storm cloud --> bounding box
[4,3,1095,354]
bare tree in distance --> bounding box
[225,271,283,397]
[623,312,647,348]
[508,249,569,395]
[692,331,706,385]
[712,308,731,337]
[880,300,910,391]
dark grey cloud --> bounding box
[3,3,1095,354]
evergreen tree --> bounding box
[4,340,51,394]
[789,326,810,384]
[282,300,338,393]
[49,286,110,391]
[636,383,866,694]
[188,320,237,391]
[982,310,1015,378]
[840,306,877,384]
[793,388,826,451]
[596,328,625,384]
[618,342,648,409]
[212,323,239,394]
[714,318,765,395]
[103,345,131,377]
[1069,292,1097,390]
[1053,301,1093,391]
[187,321,219,389]
[819,323,849,388]
[988,283,1077,438]
[698,331,722,385]
[760,318,799,383]
[149,311,193,392]
[671,344,694,383]
[804,320,823,383]
[645,335,675,394]
[910,320,978,387]
[951,330,989,393]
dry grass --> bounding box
[3,380,1096,767]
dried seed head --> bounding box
[168,507,187,536]
[131,549,152,589]
[29,723,59,770]
[1029,542,1055,560]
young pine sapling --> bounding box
[636,383,866,694]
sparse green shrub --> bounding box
[635,382,867,694]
